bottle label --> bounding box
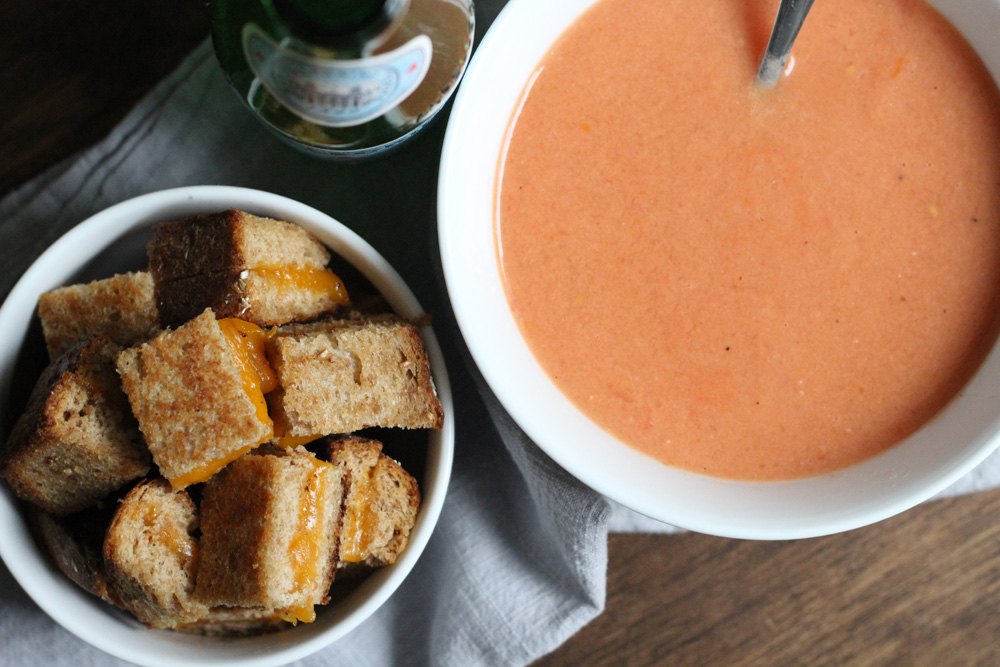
[242,23,432,128]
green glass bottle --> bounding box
[210,0,475,159]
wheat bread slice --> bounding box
[116,309,272,488]
[103,479,209,628]
[148,209,345,327]
[194,449,344,622]
[267,315,444,439]
[323,436,420,575]
[1,336,150,515]
[38,271,160,360]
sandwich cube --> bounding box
[195,450,343,623]
[323,436,420,574]
[147,209,349,327]
[0,336,150,515]
[38,271,159,360]
[266,315,444,439]
[116,309,272,488]
[103,479,209,628]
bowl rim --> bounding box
[0,185,454,666]
[438,0,1000,539]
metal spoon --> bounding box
[757,0,817,88]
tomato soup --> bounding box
[496,0,1000,480]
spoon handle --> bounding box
[757,0,817,87]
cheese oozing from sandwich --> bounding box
[278,456,335,624]
[251,265,350,307]
[340,467,378,563]
[168,318,277,490]
[275,432,320,449]
[141,503,196,565]
[219,317,277,431]
[169,444,258,490]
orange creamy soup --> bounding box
[496,0,1000,480]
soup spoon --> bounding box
[757,0,817,87]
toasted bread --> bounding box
[31,505,117,604]
[37,271,160,360]
[323,436,420,574]
[267,315,443,439]
[148,209,348,327]
[103,479,208,628]
[194,449,344,623]
[175,606,289,636]
[116,309,272,489]
[1,336,150,515]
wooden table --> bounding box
[4,3,1000,665]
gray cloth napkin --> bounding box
[3,6,1000,666]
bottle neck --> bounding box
[273,0,407,45]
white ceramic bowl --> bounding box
[0,186,454,666]
[438,0,1000,539]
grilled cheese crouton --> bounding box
[116,309,273,489]
[267,315,443,441]
[148,209,349,327]
[1,336,150,515]
[103,479,208,628]
[194,450,343,624]
[38,271,159,360]
[323,436,420,574]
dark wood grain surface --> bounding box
[4,3,1000,666]
[538,491,1000,666]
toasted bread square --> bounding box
[323,436,420,573]
[195,450,344,621]
[1,337,150,515]
[267,316,444,438]
[103,479,209,628]
[148,209,345,327]
[38,271,159,360]
[116,309,271,488]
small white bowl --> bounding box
[0,186,454,666]
[438,0,1000,539]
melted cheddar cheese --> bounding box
[168,443,258,490]
[252,265,350,306]
[219,317,276,437]
[339,467,378,563]
[168,319,277,490]
[281,456,335,624]
[142,505,196,565]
